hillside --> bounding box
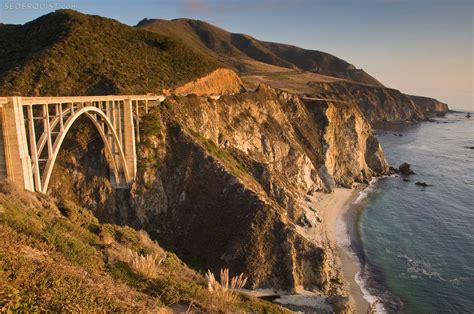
[0,182,286,312]
[137,18,383,86]
[137,17,449,122]
[0,10,221,96]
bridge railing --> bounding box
[19,95,164,105]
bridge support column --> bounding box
[123,98,136,184]
[3,97,35,191]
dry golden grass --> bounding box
[126,249,166,279]
[205,268,247,302]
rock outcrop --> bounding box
[399,163,415,176]
[407,95,449,115]
[49,85,388,295]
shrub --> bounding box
[125,249,166,279]
[205,268,247,302]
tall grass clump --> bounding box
[206,268,247,302]
[126,249,166,279]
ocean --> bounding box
[349,112,474,313]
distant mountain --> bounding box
[0,11,220,96]
[137,18,449,121]
[137,18,383,87]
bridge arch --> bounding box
[41,106,130,193]
[0,95,162,193]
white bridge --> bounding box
[0,95,164,193]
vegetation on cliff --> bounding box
[0,183,285,312]
[0,10,220,96]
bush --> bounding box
[125,249,166,279]
[206,269,247,302]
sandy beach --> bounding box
[244,185,372,313]
[319,185,370,313]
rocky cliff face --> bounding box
[407,95,449,114]
[307,81,449,123]
[49,86,387,298]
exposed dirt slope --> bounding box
[174,68,244,95]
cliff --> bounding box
[407,95,449,114]
[47,86,387,303]
[174,68,244,95]
[307,81,425,122]
[306,81,451,123]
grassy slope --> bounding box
[0,10,221,96]
[0,183,286,312]
[137,18,383,86]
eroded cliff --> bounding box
[307,81,449,123]
[48,85,387,302]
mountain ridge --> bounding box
[136,18,384,87]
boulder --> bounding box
[399,163,415,175]
[415,181,430,187]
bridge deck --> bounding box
[0,95,164,106]
[18,95,163,105]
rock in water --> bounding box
[389,166,400,174]
[399,163,415,175]
[415,182,430,187]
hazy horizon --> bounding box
[1,0,472,111]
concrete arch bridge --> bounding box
[0,95,164,193]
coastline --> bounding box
[244,184,377,312]
[319,185,370,313]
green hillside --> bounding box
[137,18,383,86]
[0,10,221,96]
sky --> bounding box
[0,0,472,110]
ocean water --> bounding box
[356,113,474,313]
